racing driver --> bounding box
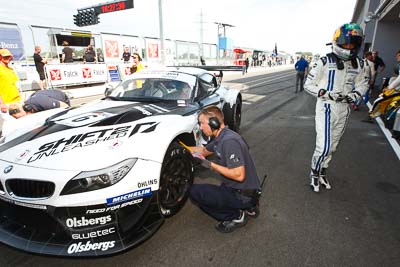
[304,23,369,193]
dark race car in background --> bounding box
[0,66,242,256]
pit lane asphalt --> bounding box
[1,68,399,266]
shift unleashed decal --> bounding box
[27,122,158,163]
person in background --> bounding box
[200,56,206,66]
[188,106,261,233]
[353,51,375,110]
[0,48,21,113]
[131,53,144,74]
[33,46,48,90]
[8,89,70,119]
[371,50,385,95]
[294,55,309,93]
[83,45,96,63]
[121,47,131,63]
[61,41,74,63]
[304,23,368,193]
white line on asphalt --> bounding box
[246,72,294,88]
[367,102,400,160]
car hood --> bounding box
[0,100,197,170]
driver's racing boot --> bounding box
[319,168,331,190]
[310,170,320,193]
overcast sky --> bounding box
[0,0,357,55]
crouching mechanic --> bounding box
[8,89,70,118]
[304,23,368,193]
[188,106,261,233]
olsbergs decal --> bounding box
[27,122,159,163]
[66,215,112,228]
[106,188,152,205]
[67,240,115,254]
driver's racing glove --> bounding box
[345,91,362,103]
[191,152,211,169]
[318,89,346,102]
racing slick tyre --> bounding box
[158,142,194,217]
[223,98,242,132]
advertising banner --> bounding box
[45,63,108,87]
[0,27,25,61]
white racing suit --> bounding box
[304,54,369,174]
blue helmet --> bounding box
[332,23,364,60]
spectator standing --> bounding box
[121,47,131,63]
[353,51,375,110]
[131,53,144,74]
[245,57,249,73]
[61,41,74,63]
[200,56,206,66]
[294,56,309,93]
[83,45,96,63]
[0,48,21,113]
[371,50,385,94]
[33,46,48,90]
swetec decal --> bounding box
[106,188,152,205]
[72,227,115,240]
[27,126,131,163]
[67,241,115,254]
[65,215,112,228]
[137,179,158,188]
[86,198,143,214]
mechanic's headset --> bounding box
[22,103,34,113]
[208,117,221,131]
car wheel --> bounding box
[158,142,194,217]
[223,98,242,132]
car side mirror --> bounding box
[104,86,113,97]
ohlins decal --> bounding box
[27,122,159,163]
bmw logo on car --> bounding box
[3,165,13,174]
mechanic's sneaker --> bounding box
[310,171,320,193]
[319,169,331,190]
[215,210,249,233]
[246,203,260,219]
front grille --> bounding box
[6,179,55,198]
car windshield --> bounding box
[108,77,195,101]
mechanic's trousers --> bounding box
[296,71,305,92]
[190,184,254,221]
[311,100,350,173]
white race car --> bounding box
[0,67,242,256]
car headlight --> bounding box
[61,158,137,195]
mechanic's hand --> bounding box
[345,91,362,103]
[0,104,7,113]
[191,152,211,169]
[318,89,345,102]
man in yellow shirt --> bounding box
[0,49,21,113]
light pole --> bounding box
[214,22,234,65]
[158,0,165,65]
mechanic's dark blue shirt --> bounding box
[25,90,70,112]
[206,127,260,190]
[295,58,309,72]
